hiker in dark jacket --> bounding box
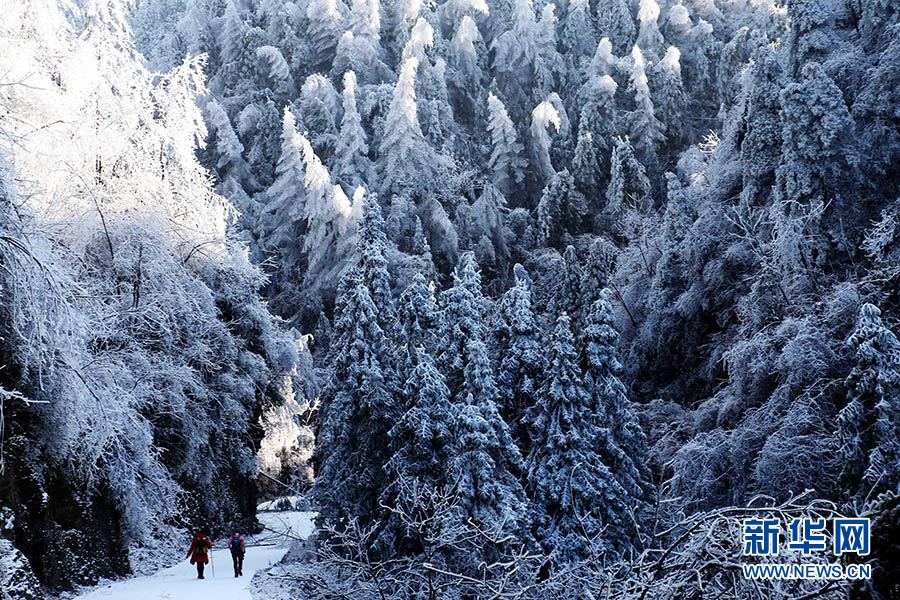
[187,530,213,579]
[228,531,246,577]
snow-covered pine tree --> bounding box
[770,62,858,294]
[663,0,693,47]
[259,107,309,313]
[636,0,665,58]
[417,58,459,151]
[495,265,545,451]
[256,45,296,97]
[492,0,563,117]
[549,245,583,320]
[650,47,687,151]
[306,0,346,71]
[298,131,357,315]
[487,92,528,196]
[247,98,282,188]
[786,0,835,77]
[561,0,597,63]
[582,290,653,552]
[219,0,248,67]
[627,45,666,172]
[834,302,900,502]
[348,0,381,41]
[458,183,511,280]
[452,337,528,559]
[299,74,341,156]
[357,194,397,335]
[579,236,615,319]
[315,270,397,533]
[398,272,442,365]
[380,57,440,196]
[595,0,636,55]
[576,71,618,166]
[606,136,652,218]
[529,100,561,190]
[381,347,458,555]
[205,99,252,188]
[572,132,604,201]
[526,313,622,564]
[439,252,492,393]
[537,169,587,248]
[738,47,785,209]
[448,15,485,123]
[333,71,372,190]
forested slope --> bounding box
[129,0,900,596]
[0,1,310,593]
[2,0,900,597]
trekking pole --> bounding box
[210,548,215,578]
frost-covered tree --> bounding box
[315,273,397,531]
[205,99,252,187]
[527,313,620,563]
[493,0,564,116]
[561,0,597,61]
[357,195,396,333]
[572,132,604,199]
[453,337,528,552]
[458,183,511,277]
[298,131,357,310]
[577,72,618,163]
[256,45,296,96]
[636,0,665,58]
[537,170,587,248]
[219,0,248,67]
[606,136,652,217]
[738,48,786,209]
[348,0,381,41]
[247,98,282,188]
[771,62,858,292]
[260,107,309,309]
[487,93,527,196]
[448,15,485,121]
[299,74,341,155]
[417,58,458,151]
[579,237,615,316]
[496,267,545,450]
[333,71,372,188]
[398,273,442,362]
[380,58,440,196]
[382,347,458,554]
[582,290,653,551]
[663,0,693,45]
[306,0,346,70]
[627,46,666,170]
[650,46,686,150]
[595,0,636,55]
[549,245,584,320]
[681,19,718,107]
[786,0,835,76]
[834,303,900,502]
[529,100,561,188]
[439,252,491,393]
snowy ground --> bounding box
[73,511,316,600]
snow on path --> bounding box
[75,512,316,600]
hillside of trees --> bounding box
[2,0,900,597]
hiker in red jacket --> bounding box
[187,529,213,579]
[228,531,246,577]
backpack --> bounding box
[194,537,208,556]
[230,536,242,553]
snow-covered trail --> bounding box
[75,512,316,600]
